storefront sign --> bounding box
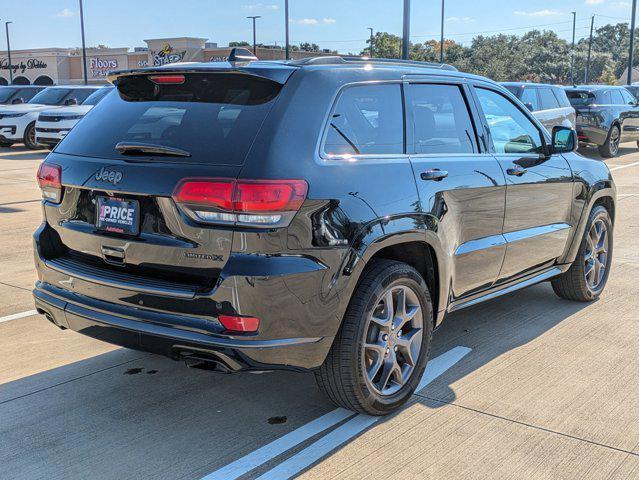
[151,44,186,66]
[0,58,48,74]
[89,58,118,78]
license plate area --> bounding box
[96,196,140,236]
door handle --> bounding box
[420,169,448,181]
[506,166,527,176]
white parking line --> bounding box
[201,409,354,480]
[202,346,471,480]
[0,310,38,324]
[610,160,639,172]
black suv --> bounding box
[33,56,616,415]
[565,85,639,157]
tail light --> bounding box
[172,178,308,227]
[148,74,185,84]
[218,314,260,333]
[36,163,62,203]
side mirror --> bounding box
[64,98,78,106]
[551,126,577,154]
[524,102,534,112]
[11,98,23,104]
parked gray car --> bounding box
[502,82,576,133]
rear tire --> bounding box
[315,259,433,415]
[598,125,620,158]
[23,122,40,150]
[552,205,613,301]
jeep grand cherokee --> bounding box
[33,54,616,415]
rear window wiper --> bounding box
[115,141,191,157]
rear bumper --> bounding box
[34,283,333,371]
[576,125,608,146]
[32,222,341,371]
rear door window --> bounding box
[407,83,478,154]
[539,88,560,110]
[323,83,404,157]
[552,88,572,108]
[611,90,625,105]
[56,73,282,166]
[520,88,540,111]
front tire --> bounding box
[598,125,620,158]
[552,205,613,301]
[23,122,40,150]
[315,259,433,415]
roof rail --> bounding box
[289,55,457,71]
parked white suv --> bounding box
[36,86,114,149]
[0,86,99,149]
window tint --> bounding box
[520,88,540,111]
[82,87,114,106]
[29,88,73,105]
[567,90,595,106]
[625,86,639,101]
[476,87,543,155]
[610,89,625,105]
[0,87,19,103]
[596,90,612,104]
[539,88,560,110]
[323,84,403,156]
[57,73,282,166]
[408,83,477,154]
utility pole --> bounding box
[585,15,595,84]
[570,12,576,85]
[247,16,261,55]
[440,0,445,63]
[4,21,12,84]
[79,0,88,85]
[367,27,374,57]
[628,0,638,85]
[402,0,410,60]
[285,0,290,60]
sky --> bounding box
[0,0,635,54]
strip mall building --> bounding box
[0,37,327,86]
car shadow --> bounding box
[0,282,591,479]
[579,142,637,161]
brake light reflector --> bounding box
[36,163,62,203]
[149,74,186,84]
[172,178,308,227]
[218,315,260,333]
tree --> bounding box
[599,65,619,85]
[299,42,320,52]
[229,41,251,47]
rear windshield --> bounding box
[56,73,282,165]
[566,90,595,107]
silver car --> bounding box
[501,82,576,133]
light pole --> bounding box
[440,0,445,63]
[628,0,638,85]
[585,15,595,84]
[247,15,261,55]
[402,0,410,60]
[4,21,12,84]
[79,0,88,85]
[285,0,290,60]
[570,11,576,85]
[367,27,374,57]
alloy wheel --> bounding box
[609,127,620,156]
[362,285,423,396]
[585,218,609,290]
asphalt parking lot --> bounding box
[1,144,638,480]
